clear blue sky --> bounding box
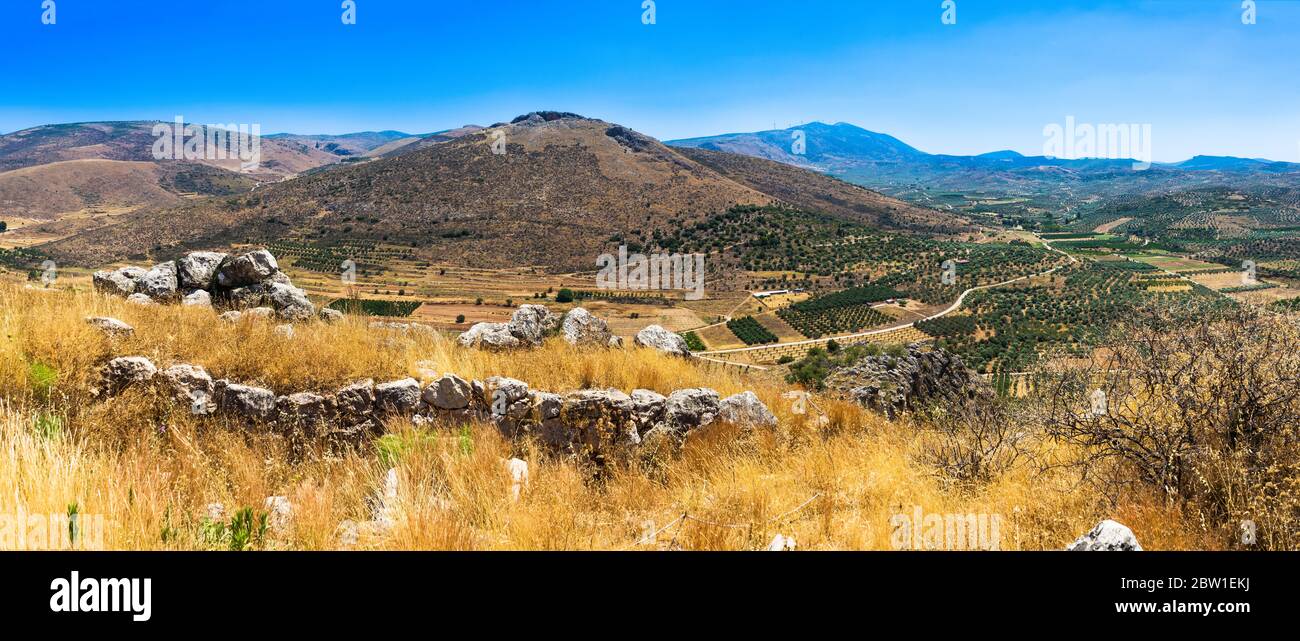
[2,0,1298,161]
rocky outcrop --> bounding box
[1067,520,1142,551]
[94,249,318,322]
[635,325,690,357]
[825,343,992,419]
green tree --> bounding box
[556,288,575,303]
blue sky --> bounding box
[2,0,1298,161]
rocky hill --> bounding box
[38,113,961,269]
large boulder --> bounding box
[458,322,521,350]
[717,391,778,429]
[159,364,215,411]
[635,325,690,357]
[136,262,179,301]
[92,268,142,296]
[825,343,992,419]
[101,356,157,395]
[375,378,421,415]
[561,308,614,347]
[555,389,638,453]
[182,289,212,308]
[508,304,560,344]
[663,388,721,434]
[216,381,278,419]
[630,389,667,435]
[85,316,134,338]
[277,392,335,429]
[1067,520,1143,551]
[424,374,473,410]
[264,283,315,321]
[336,379,376,425]
[216,249,279,288]
[223,284,268,310]
[176,252,228,290]
[486,376,533,436]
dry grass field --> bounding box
[0,281,1227,551]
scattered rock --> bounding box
[424,373,473,410]
[101,356,157,394]
[457,322,520,350]
[136,262,179,301]
[92,268,142,296]
[177,252,227,290]
[508,304,560,344]
[336,379,376,424]
[219,311,243,323]
[217,249,279,288]
[507,458,529,502]
[375,378,421,415]
[85,316,134,338]
[1067,520,1143,551]
[635,325,690,357]
[126,293,155,306]
[273,324,295,339]
[663,388,721,434]
[264,496,292,533]
[561,307,614,346]
[159,364,215,410]
[717,391,778,429]
[216,380,278,419]
[245,307,274,319]
[181,289,212,307]
[264,283,315,321]
[319,308,344,323]
[766,534,797,551]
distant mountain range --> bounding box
[668,122,1300,211]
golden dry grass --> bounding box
[0,283,1207,550]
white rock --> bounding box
[507,458,530,502]
[264,496,292,533]
[766,534,797,551]
[1067,520,1142,551]
[182,289,212,307]
[635,325,691,357]
[85,316,134,338]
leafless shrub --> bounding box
[1032,303,1300,548]
[916,398,1029,489]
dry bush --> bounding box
[1033,304,1300,549]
